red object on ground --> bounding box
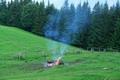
[47,57,63,67]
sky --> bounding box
[34,0,119,9]
[7,0,119,9]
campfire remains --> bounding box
[45,57,64,67]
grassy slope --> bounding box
[0,25,120,80]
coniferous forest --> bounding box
[0,0,120,51]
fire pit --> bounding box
[44,57,64,67]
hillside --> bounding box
[0,25,79,59]
[0,25,120,80]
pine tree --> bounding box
[113,18,120,51]
[20,1,36,31]
[0,0,8,24]
[32,1,46,35]
[73,1,91,48]
[87,2,103,48]
[7,0,22,27]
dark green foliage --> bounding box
[72,2,91,48]
[88,2,110,48]
[0,0,120,51]
[21,2,36,31]
[0,0,55,32]
[0,0,8,24]
[86,2,120,51]
[32,1,55,36]
[7,0,22,27]
[113,18,120,51]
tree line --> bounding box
[0,0,56,35]
[0,0,120,51]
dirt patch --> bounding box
[17,62,44,72]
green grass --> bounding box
[0,25,120,80]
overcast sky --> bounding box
[37,0,119,9]
[7,0,119,9]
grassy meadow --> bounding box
[0,25,120,80]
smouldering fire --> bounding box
[46,57,63,67]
